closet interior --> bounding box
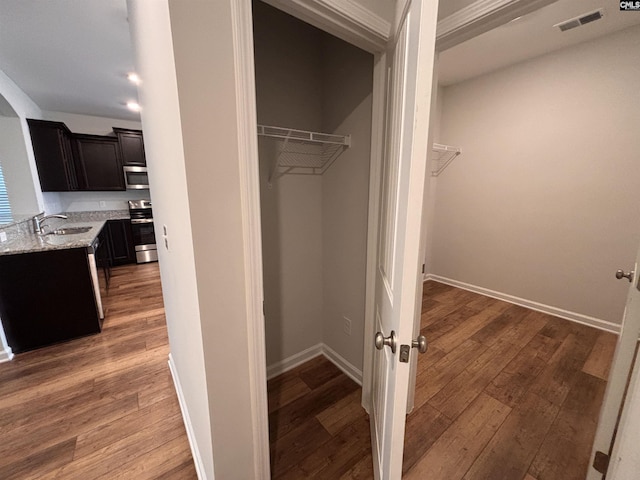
[252,1,373,383]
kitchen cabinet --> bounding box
[27,120,137,192]
[73,134,125,191]
[113,128,146,166]
[106,219,136,265]
[27,119,78,191]
[0,247,102,353]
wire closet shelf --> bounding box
[257,125,351,186]
[431,143,461,176]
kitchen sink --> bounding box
[50,226,92,235]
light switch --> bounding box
[163,225,169,250]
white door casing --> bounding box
[369,0,439,478]
[407,50,440,414]
[588,246,640,479]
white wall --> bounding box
[253,2,323,131]
[169,0,265,477]
[127,1,213,478]
[0,67,43,362]
[0,116,39,216]
[0,68,44,213]
[42,110,142,135]
[254,2,374,375]
[44,190,148,213]
[321,34,373,372]
[259,167,324,366]
[423,80,443,277]
[429,26,640,327]
[254,1,324,366]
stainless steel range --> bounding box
[128,199,158,264]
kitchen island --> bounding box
[0,211,128,354]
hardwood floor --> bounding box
[0,263,197,479]
[268,356,373,479]
[1,267,615,479]
[268,281,617,479]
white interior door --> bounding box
[587,243,640,479]
[369,0,438,478]
[607,340,640,479]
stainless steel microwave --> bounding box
[123,166,149,190]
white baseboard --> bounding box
[267,344,323,380]
[0,346,13,363]
[168,354,208,480]
[425,274,621,335]
[322,344,363,385]
[267,343,363,385]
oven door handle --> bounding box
[130,218,154,224]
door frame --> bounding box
[230,0,548,476]
[233,1,391,475]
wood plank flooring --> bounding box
[268,357,372,479]
[0,266,616,479]
[0,263,197,479]
[268,281,617,479]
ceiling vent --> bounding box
[554,9,604,32]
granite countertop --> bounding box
[0,210,131,257]
[0,220,107,256]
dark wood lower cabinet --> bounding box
[106,219,136,266]
[0,248,101,354]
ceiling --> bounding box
[0,0,638,120]
[438,0,640,85]
[0,0,138,121]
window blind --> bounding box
[0,161,12,224]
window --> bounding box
[0,161,12,224]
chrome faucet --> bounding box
[32,212,68,235]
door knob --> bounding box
[616,269,634,283]
[412,335,428,354]
[375,330,397,353]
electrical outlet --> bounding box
[343,316,351,336]
[99,201,106,208]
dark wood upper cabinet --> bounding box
[113,128,146,166]
[72,134,125,191]
[27,119,78,191]
[27,119,146,192]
